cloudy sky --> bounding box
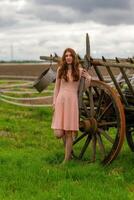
[0,0,134,61]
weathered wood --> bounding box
[78,134,92,159]
[40,55,134,69]
[40,55,59,62]
[92,59,134,69]
[119,67,134,96]
[93,65,105,81]
[96,133,105,158]
[106,66,129,106]
[78,33,91,110]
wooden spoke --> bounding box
[73,132,88,145]
[79,134,92,159]
[91,134,97,162]
[93,87,100,98]
[98,128,114,144]
[85,90,90,100]
[97,101,113,121]
[89,87,95,117]
[98,121,117,127]
[96,133,105,159]
[126,127,134,151]
[95,90,105,118]
[82,101,90,117]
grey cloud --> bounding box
[0,17,18,29]
[24,0,134,25]
[0,0,134,60]
[31,0,130,11]
[0,0,133,29]
[89,8,134,25]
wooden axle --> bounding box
[79,118,97,133]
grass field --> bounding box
[0,101,134,200]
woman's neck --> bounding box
[67,64,72,70]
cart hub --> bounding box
[79,118,97,133]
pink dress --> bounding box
[51,68,82,131]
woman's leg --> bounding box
[63,131,73,162]
[54,129,65,149]
[54,129,64,139]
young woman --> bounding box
[51,48,91,163]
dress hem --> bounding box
[51,127,79,131]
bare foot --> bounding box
[61,158,71,165]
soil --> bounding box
[0,63,57,77]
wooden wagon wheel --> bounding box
[73,79,126,165]
[125,94,134,151]
[126,127,134,151]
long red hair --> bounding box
[58,48,80,81]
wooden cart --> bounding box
[40,34,134,165]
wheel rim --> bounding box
[73,80,126,165]
[126,127,134,151]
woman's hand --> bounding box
[81,69,92,82]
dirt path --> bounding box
[0,63,57,77]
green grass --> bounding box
[3,91,53,98]
[0,80,54,98]
[0,80,27,85]
[0,101,134,200]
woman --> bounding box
[51,48,91,163]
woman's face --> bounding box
[65,51,73,65]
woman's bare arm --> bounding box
[53,67,61,107]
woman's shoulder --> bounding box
[57,66,62,71]
[56,66,61,74]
